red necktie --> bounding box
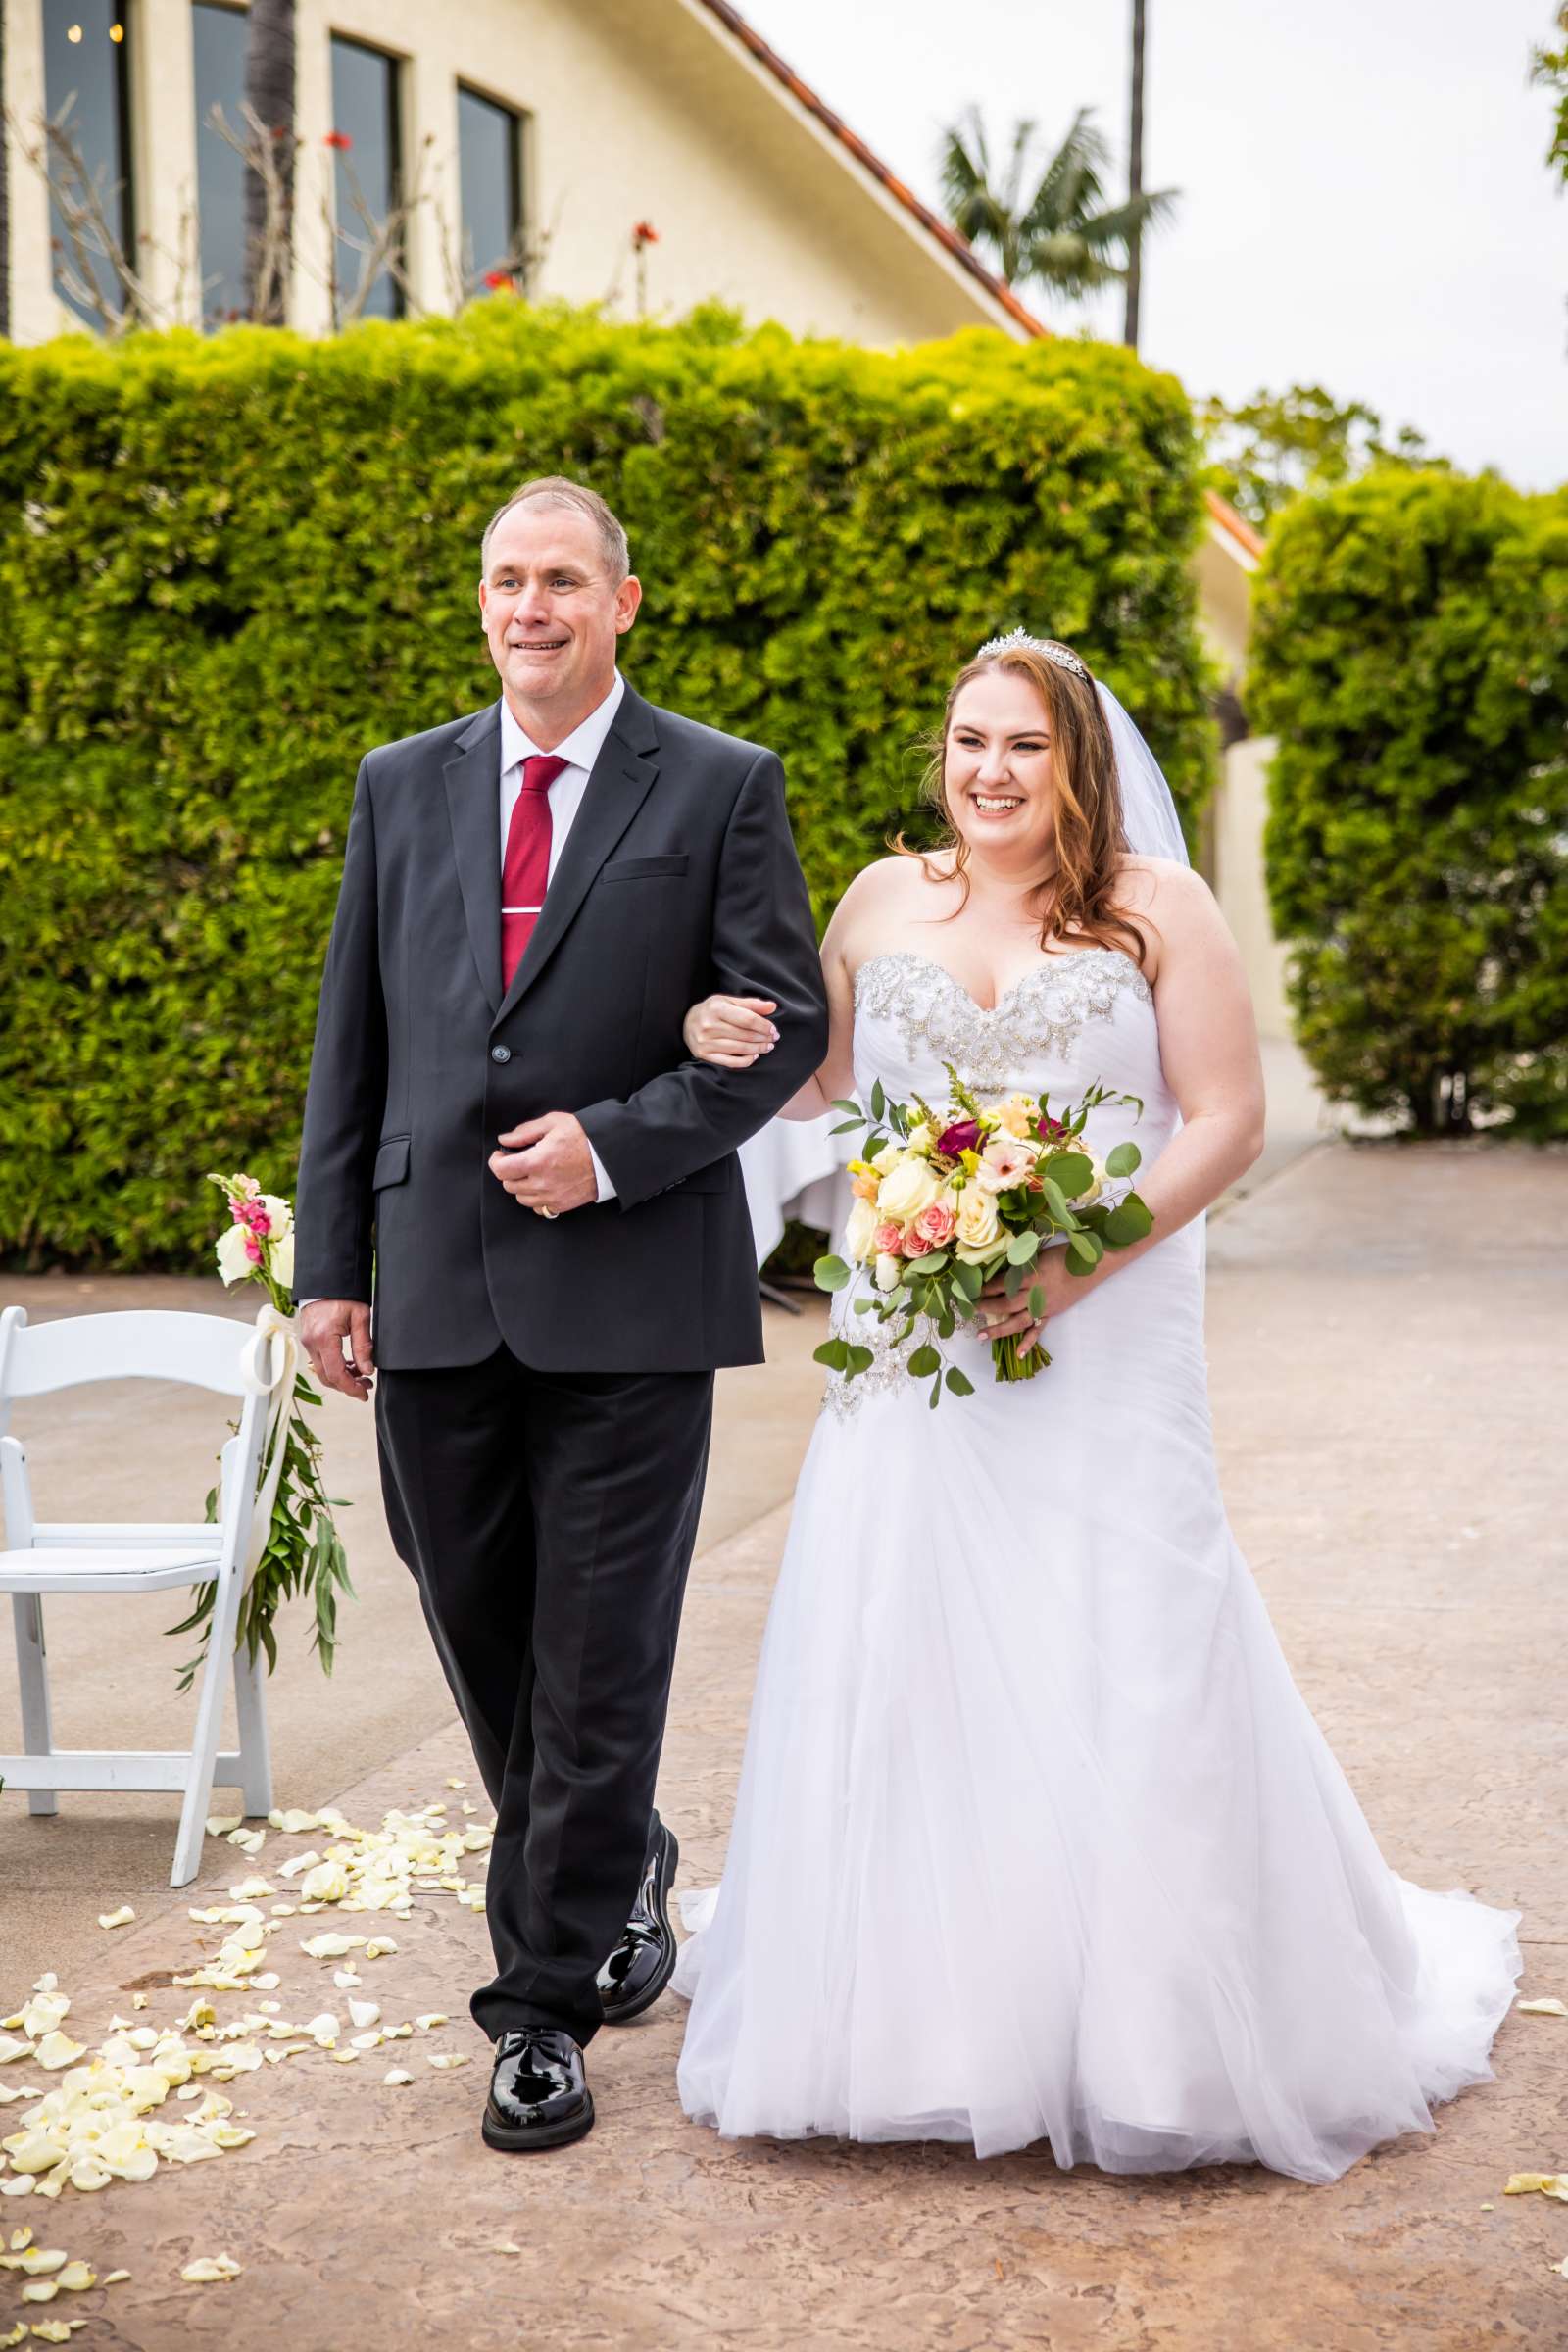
[500,754,567,987]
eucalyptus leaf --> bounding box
[1105,1141,1142,1178]
[1103,1194,1154,1247]
[1005,1231,1040,1265]
[907,1344,942,1379]
[812,1337,851,1371]
[814,1254,852,1291]
[845,1345,875,1377]
[945,1367,976,1396]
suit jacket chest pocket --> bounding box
[601,854,689,881]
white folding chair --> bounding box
[0,1304,275,1886]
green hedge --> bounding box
[1249,467,1568,1135]
[0,301,1214,1265]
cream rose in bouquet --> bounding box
[814,1065,1152,1405]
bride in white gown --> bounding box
[667,631,1521,2183]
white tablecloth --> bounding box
[737,1111,853,1268]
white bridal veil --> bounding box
[1097,682,1191,867]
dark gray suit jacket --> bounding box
[294,683,829,1372]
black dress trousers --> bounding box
[374,1344,714,2046]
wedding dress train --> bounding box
[673,948,1521,2181]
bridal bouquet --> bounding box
[813,1066,1152,1406]
[165,1174,355,1691]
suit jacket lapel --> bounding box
[494,684,662,1025]
[442,701,505,1015]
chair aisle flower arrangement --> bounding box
[0,1178,351,1887]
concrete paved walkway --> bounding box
[2,1139,1564,2348]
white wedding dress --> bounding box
[673,946,1522,2181]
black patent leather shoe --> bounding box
[598,1814,680,2025]
[481,2027,594,2152]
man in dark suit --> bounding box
[294,477,828,2152]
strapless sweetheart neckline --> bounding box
[852,945,1152,1019]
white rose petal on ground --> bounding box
[180,2254,242,2283]
[381,2069,414,2086]
[415,2015,448,2033]
[0,2041,34,2067]
[96,1908,135,1932]
[205,1816,242,1838]
[55,2263,95,2292]
[20,2281,60,2303]
[1517,1997,1568,2018]
[30,2038,86,2075]
[299,1935,363,1960]
[426,2052,467,2070]
[299,1862,350,1904]
[346,2001,380,2032]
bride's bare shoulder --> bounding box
[1106,857,1218,984]
[825,851,954,948]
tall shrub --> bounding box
[1250,468,1568,1134]
[0,303,1213,1264]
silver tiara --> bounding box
[975,626,1090,679]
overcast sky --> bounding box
[739,0,1566,491]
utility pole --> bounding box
[1123,0,1146,349]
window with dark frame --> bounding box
[328,33,405,321]
[42,2,135,325]
[457,84,525,296]
[191,0,248,328]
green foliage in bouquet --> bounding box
[0,302,1214,1266]
[1249,468,1568,1135]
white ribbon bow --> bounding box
[236,1302,301,1586]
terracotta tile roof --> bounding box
[1203,489,1266,559]
[691,0,1047,338]
[693,1,1264,571]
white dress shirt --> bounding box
[499,671,626,1203]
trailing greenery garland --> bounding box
[0,301,1214,1266]
[1249,467,1568,1136]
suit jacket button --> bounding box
[490,1045,512,1064]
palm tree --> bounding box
[244,0,296,322]
[938,104,1176,307]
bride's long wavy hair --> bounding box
[898,640,1148,968]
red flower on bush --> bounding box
[324,130,353,151]
[482,270,515,293]
[631,220,659,249]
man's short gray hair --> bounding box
[480,476,630,582]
